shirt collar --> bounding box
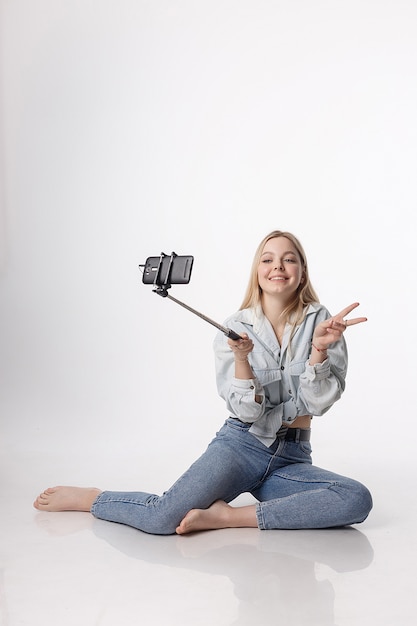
[235,302,321,332]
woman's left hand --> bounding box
[312,302,367,351]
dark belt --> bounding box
[278,427,311,442]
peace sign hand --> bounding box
[312,302,367,352]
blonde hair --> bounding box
[240,230,320,330]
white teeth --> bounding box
[270,277,285,280]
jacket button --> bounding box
[280,365,285,370]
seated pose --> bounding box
[34,230,373,535]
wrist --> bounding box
[235,356,250,363]
[312,343,328,355]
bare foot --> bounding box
[33,486,101,512]
[176,501,259,535]
[176,500,235,535]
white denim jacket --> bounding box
[213,303,347,446]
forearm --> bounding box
[234,356,262,404]
[309,343,329,366]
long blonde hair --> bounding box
[240,230,320,330]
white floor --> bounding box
[1,431,416,626]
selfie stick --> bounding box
[156,290,242,340]
[142,252,242,341]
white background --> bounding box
[1,3,417,625]
[1,0,416,494]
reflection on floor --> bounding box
[1,457,415,625]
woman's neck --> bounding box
[261,294,289,327]
[261,295,291,344]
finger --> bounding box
[344,316,367,327]
[335,302,360,319]
[228,337,252,350]
[328,315,367,330]
[326,319,347,330]
[228,333,246,345]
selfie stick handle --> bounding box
[159,292,242,341]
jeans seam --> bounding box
[272,471,339,486]
[255,503,265,530]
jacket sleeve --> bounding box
[296,338,348,416]
[214,336,298,430]
[213,330,266,422]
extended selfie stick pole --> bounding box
[150,252,242,341]
[154,289,242,340]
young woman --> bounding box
[34,230,373,534]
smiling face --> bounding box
[257,236,305,303]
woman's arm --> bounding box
[298,302,367,415]
[214,331,265,422]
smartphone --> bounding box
[141,255,194,285]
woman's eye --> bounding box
[284,258,296,263]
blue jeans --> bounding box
[90,418,373,535]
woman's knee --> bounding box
[356,482,373,521]
[341,479,373,524]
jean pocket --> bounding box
[281,440,312,462]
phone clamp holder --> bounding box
[139,251,242,341]
[151,252,178,298]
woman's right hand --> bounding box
[228,333,254,362]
